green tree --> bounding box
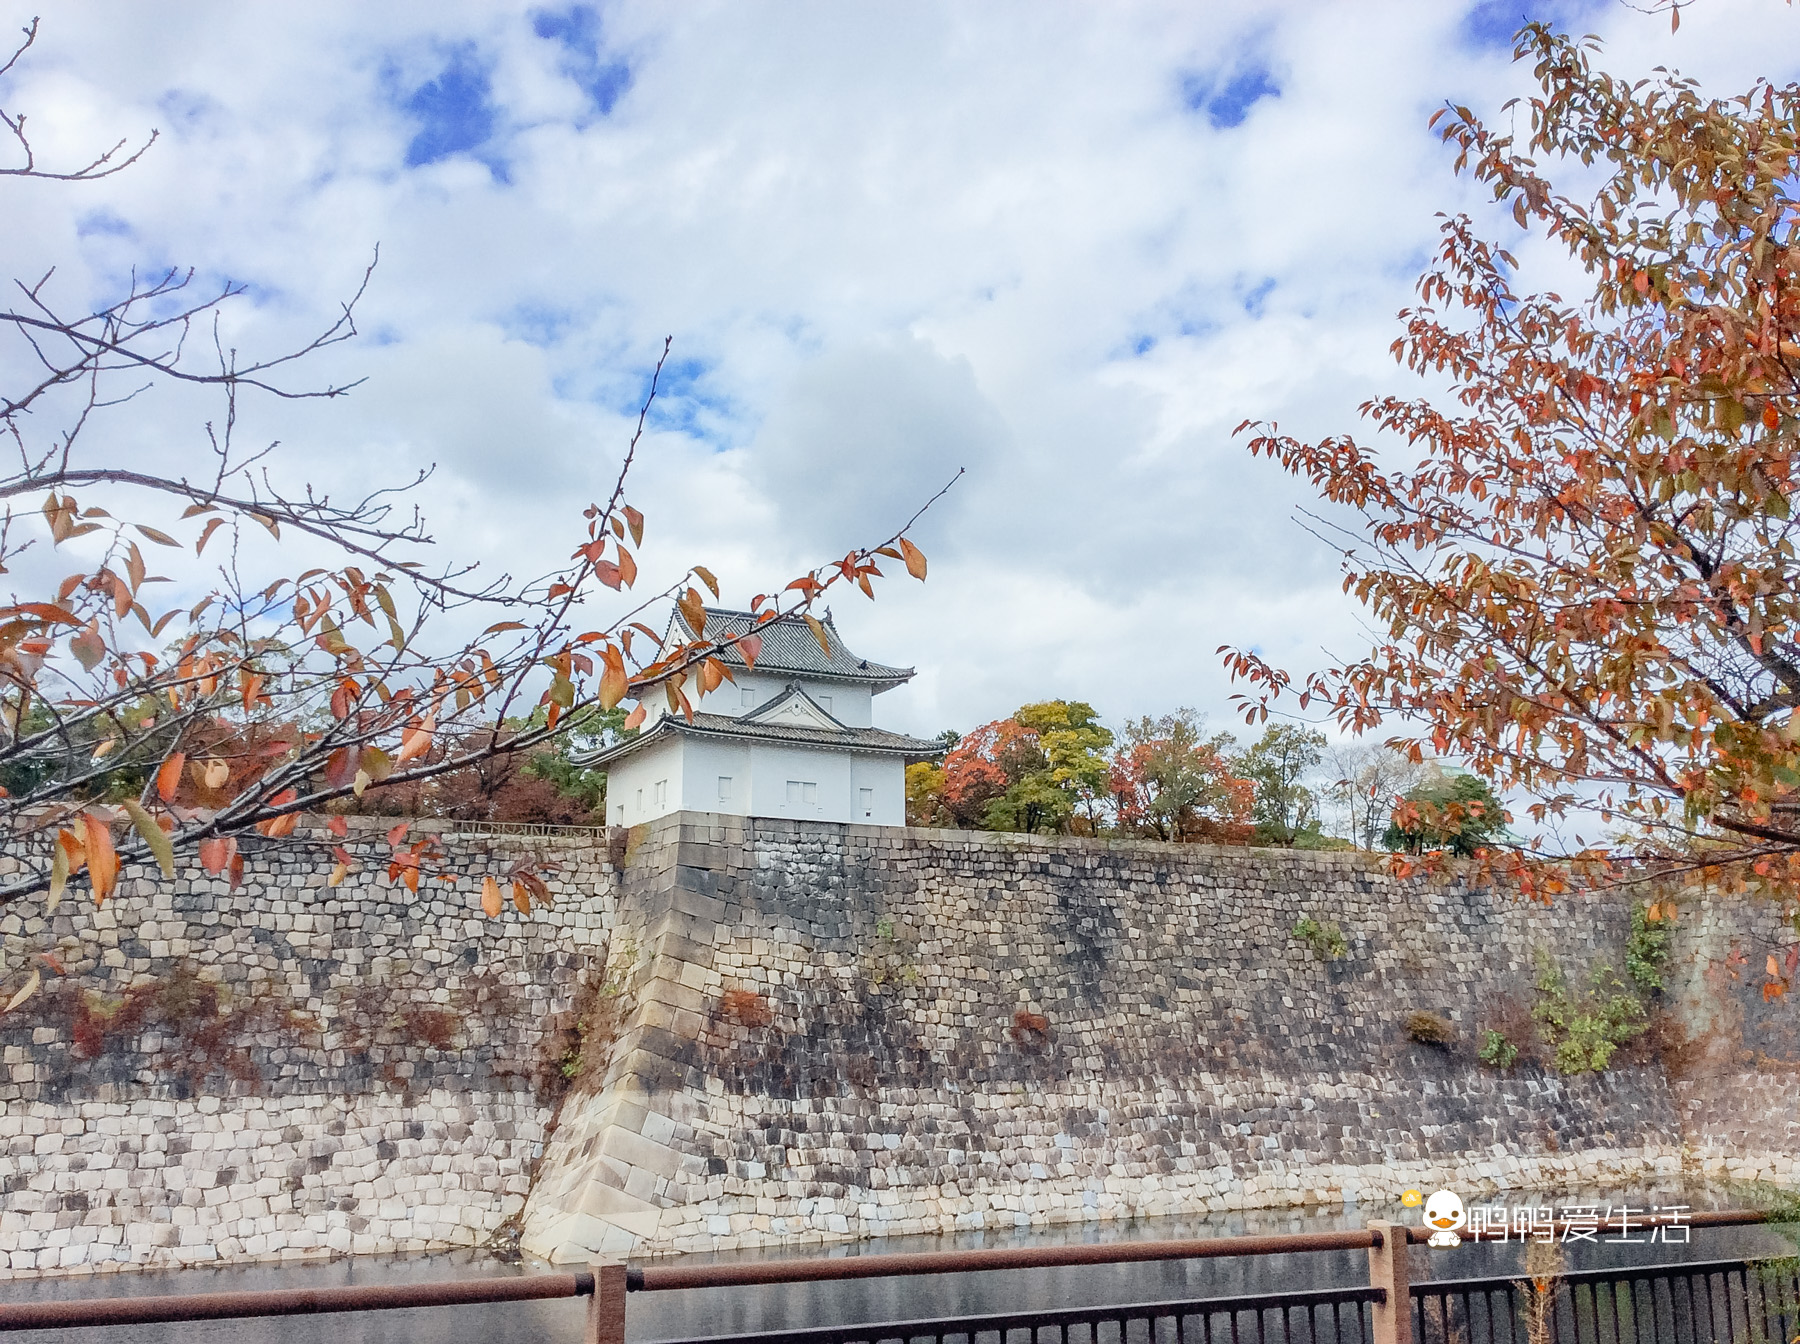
[905,760,952,827]
[982,770,1074,835]
[1015,700,1114,829]
[1237,725,1326,846]
[1382,769,1509,857]
[1109,710,1252,841]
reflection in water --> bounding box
[1,1189,1792,1344]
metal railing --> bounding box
[657,1283,1388,1344]
[0,1268,607,1330]
[1414,1257,1800,1344]
[0,1209,1784,1344]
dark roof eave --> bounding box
[576,715,939,768]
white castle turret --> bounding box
[584,608,939,826]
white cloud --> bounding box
[4,0,1797,753]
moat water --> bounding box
[3,1186,1793,1343]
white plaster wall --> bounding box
[740,746,900,824]
[748,744,851,822]
[607,736,685,825]
[850,753,905,826]
[678,737,752,814]
[609,737,901,824]
[688,675,875,726]
[813,682,873,727]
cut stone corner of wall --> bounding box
[521,1190,664,1263]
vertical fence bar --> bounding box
[1368,1221,1412,1344]
[587,1261,628,1344]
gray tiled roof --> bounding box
[668,608,915,687]
[581,707,942,767]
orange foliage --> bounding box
[1221,25,1800,915]
[940,718,1041,825]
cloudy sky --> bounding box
[5,0,1796,746]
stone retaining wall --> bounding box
[3,812,1796,1276]
[0,820,615,1274]
[519,814,1800,1261]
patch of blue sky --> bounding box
[531,6,632,117]
[76,210,132,239]
[546,353,734,445]
[1111,284,1230,358]
[79,256,188,320]
[1238,277,1276,318]
[1180,60,1279,130]
[1459,0,1601,52]
[156,88,216,129]
[227,278,286,311]
[1382,245,1435,284]
[642,358,739,441]
[394,44,509,182]
[500,303,582,348]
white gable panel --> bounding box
[747,691,840,731]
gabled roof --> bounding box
[667,608,914,690]
[578,683,942,769]
[742,682,848,731]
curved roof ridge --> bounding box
[662,606,915,686]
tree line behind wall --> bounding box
[904,701,1507,852]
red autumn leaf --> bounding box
[897,537,928,580]
[199,836,234,876]
[82,812,118,905]
[155,751,186,803]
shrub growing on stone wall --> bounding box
[719,987,775,1029]
[1292,917,1348,961]
[1626,904,1673,994]
[1406,1010,1457,1046]
[1478,1029,1520,1069]
[553,943,636,1091]
[48,962,322,1094]
[1011,1010,1051,1053]
[1531,950,1648,1074]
